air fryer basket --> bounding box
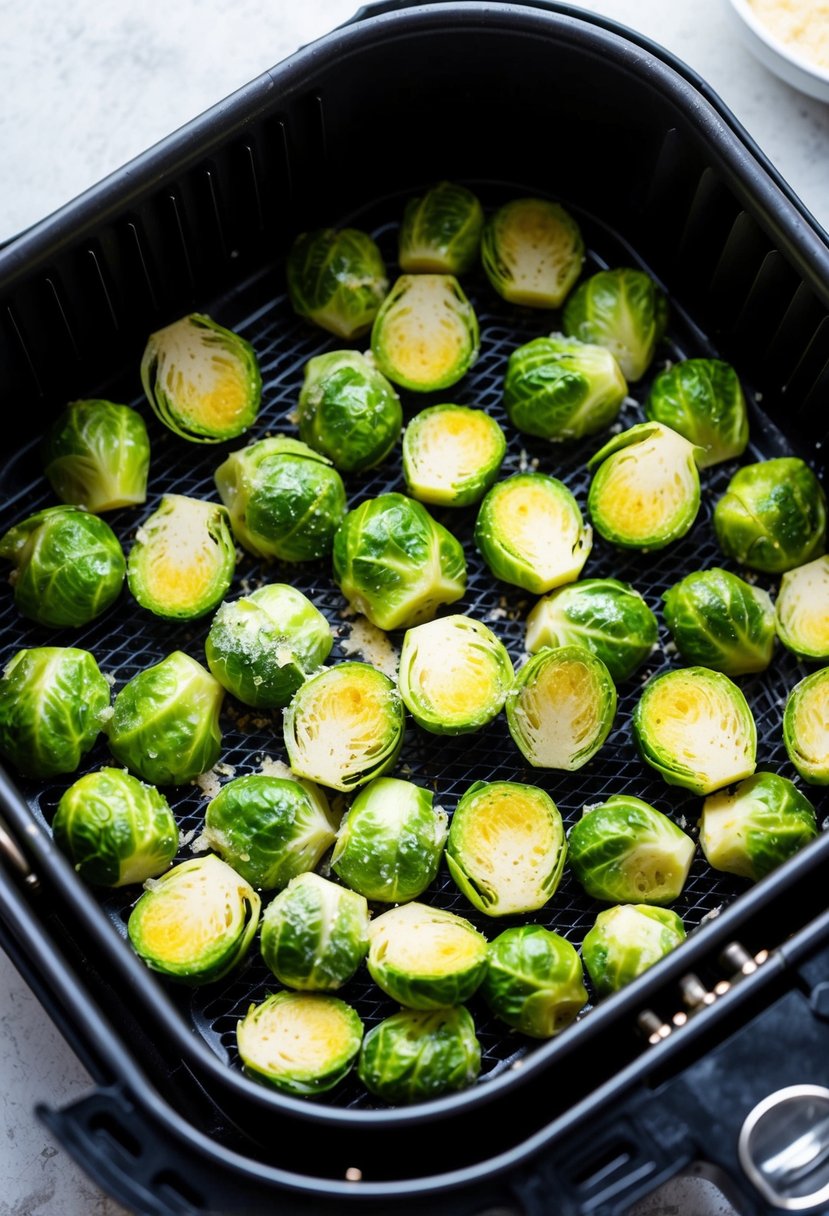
[1,3,828,1213]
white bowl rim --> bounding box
[727,0,829,85]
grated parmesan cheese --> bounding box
[749,0,829,70]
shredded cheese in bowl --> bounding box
[748,0,829,69]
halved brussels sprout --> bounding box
[238,991,363,1096]
[506,647,616,771]
[587,422,701,550]
[0,506,125,627]
[525,579,657,683]
[481,925,587,1038]
[582,905,686,998]
[568,796,696,905]
[283,662,405,792]
[474,473,592,595]
[446,781,566,916]
[106,651,223,786]
[127,495,235,620]
[260,872,369,990]
[43,399,150,512]
[399,181,484,275]
[662,567,775,676]
[297,350,402,475]
[645,358,749,468]
[633,668,757,795]
[0,647,110,779]
[358,1006,480,1104]
[52,767,178,888]
[370,274,479,392]
[204,773,338,890]
[713,457,827,574]
[397,614,514,735]
[205,583,332,708]
[367,902,489,1010]
[481,198,584,308]
[503,335,627,443]
[700,772,818,880]
[775,556,829,661]
[783,668,829,785]
[331,777,447,903]
[562,268,668,381]
[215,436,347,563]
[127,854,260,984]
[333,493,466,630]
[141,313,261,443]
[402,405,506,508]
[286,227,388,339]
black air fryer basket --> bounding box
[1,4,829,1213]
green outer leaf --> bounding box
[503,335,627,442]
[298,350,402,474]
[402,404,506,508]
[645,358,748,467]
[52,767,178,887]
[331,776,447,902]
[106,651,223,786]
[127,495,236,620]
[784,668,829,785]
[713,457,827,574]
[358,1007,480,1103]
[481,198,584,308]
[260,872,369,990]
[700,772,818,879]
[287,228,388,339]
[370,274,479,393]
[238,991,363,1095]
[662,567,775,676]
[367,902,489,1010]
[775,556,829,661]
[204,773,338,890]
[562,267,668,381]
[399,181,484,274]
[0,647,110,779]
[481,925,587,1037]
[582,905,685,997]
[43,399,150,512]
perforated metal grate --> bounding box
[1,191,823,1111]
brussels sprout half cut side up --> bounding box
[286,227,388,339]
[141,313,261,443]
[662,567,775,676]
[283,662,405,793]
[633,667,757,796]
[582,905,686,998]
[503,335,627,443]
[358,1007,480,1104]
[127,495,235,620]
[784,668,829,785]
[0,506,125,628]
[52,768,178,888]
[402,405,506,508]
[205,583,333,709]
[106,651,223,786]
[645,358,749,468]
[43,400,150,512]
[475,473,592,595]
[775,556,829,661]
[0,647,110,780]
[700,772,818,881]
[446,781,566,916]
[562,267,668,382]
[333,493,466,631]
[399,181,484,274]
[297,351,402,475]
[713,457,827,574]
[481,198,584,308]
[128,854,260,984]
[260,872,369,990]
[370,274,479,393]
[481,925,587,1038]
[215,437,347,563]
[238,991,363,1097]
[398,615,514,735]
[368,902,489,1010]
[203,773,339,890]
[331,776,447,903]
[525,578,657,683]
[568,796,696,905]
[506,647,616,771]
[587,422,701,551]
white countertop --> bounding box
[0,2,827,1213]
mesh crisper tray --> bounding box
[1,187,823,1112]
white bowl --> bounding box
[726,0,829,102]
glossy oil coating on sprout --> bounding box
[645,358,748,467]
[358,1006,480,1104]
[503,334,627,443]
[563,267,668,381]
[43,399,150,512]
[662,567,775,676]
[286,227,388,340]
[700,772,817,880]
[399,181,484,275]
[582,905,686,997]
[481,925,587,1037]
[713,457,826,574]
[367,902,488,1009]
[259,872,369,990]
[238,991,363,1096]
